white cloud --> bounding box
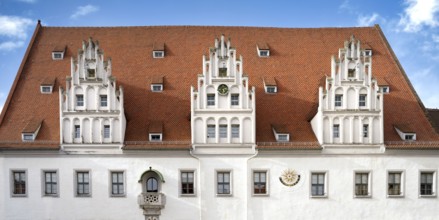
[0,41,24,51]
[71,5,99,19]
[0,15,33,39]
[399,0,439,32]
[357,13,380,26]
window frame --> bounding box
[310,171,328,198]
[363,124,369,138]
[22,133,35,142]
[179,169,196,197]
[42,170,59,197]
[258,50,270,57]
[335,94,343,107]
[100,95,108,107]
[231,124,240,138]
[52,52,64,60]
[151,84,163,92]
[40,85,53,94]
[103,125,111,139]
[74,125,81,139]
[353,171,372,198]
[231,93,239,106]
[207,125,216,139]
[252,170,269,196]
[76,94,84,107]
[219,124,227,138]
[387,170,405,198]
[265,86,277,94]
[419,170,437,198]
[359,94,367,107]
[276,133,289,142]
[207,94,215,106]
[149,133,162,142]
[75,170,92,197]
[333,124,340,138]
[109,170,126,197]
[153,50,164,58]
[10,169,27,197]
[216,170,232,196]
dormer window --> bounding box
[149,133,162,141]
[149,121,163,142]
[405,134,414,140]
[40,86,53,94]
[40,77,55,94]
[264,77,277,94]
[272,124,290,142]
[22,119,42,142]
[381,86,390,94]
[259,50,269,57]
[257,43,270,57]
[22,133,35,141]
[266,86,277,93]
[151,84,163,92]
[394,124,416,141]
[153,42,165,58]
[52,46,66,60]
[151,76,164,92]
[364,50,372,57]
[153,51,164,58]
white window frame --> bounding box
[363,124,369,138]
[207,125,215,138]
[419,170,437,198]
[100,95,108,107]
[151,84,163,92]
[22,133,35,142]
[381,86,390,94]
[335,95,343,107]
[252,170,269,196]
[76,94,84,107]
[52,52,64,60]
[231,124,240,138]
[74,170,92,197]
[276,133,289,142]
[231,94,239,106]
[179,169,196,197]
[42,170,59,197]
[258,49,270,57]
[333,124,340,138]
[216,170,232,196]
[207,94,215,106]
[364,49,372,57]
[387,170,405,198]
[405,134,416,141]
[353,171,372,198]
[74,125,81,139]
[265,86,277,94]
[40,85,53,94]
[103,125,111,139]
[109,170,126,197]
[153,51,164,58]
[310,171,328,198]
[359,94,367,107]
[149,133,162,142]
[10,169,27,197]
[219,124,227,138]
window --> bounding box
[219,125,227,138]
[259,50,269,57]
[277,134,289,142]
[52,52,64,60]
[153,51,164,58]
[381,86,390,94]
[87,69,96,78]
[151,84,163,92]
[363,124,369,138]
[12,171,26,196]
[41,86,53,94]
[231,94,239,106]
[388,172,403,196]
[335,95,342,107]
[219,68,227,77]
[146,177,158,192]
[231,124,239,138]
[76,95,84,107]
[22,134,34,141]
[420,171,435,197]
[100,95,108,107]
[359,94,366,107]
[311,172,326,197]
[405,134,414,140]
[253,171,267,195]
[355,172,370,197]
[104,125,110,138]
[265,86,277,94]
[181,171,195,195]
[111,171,125,196]
[348,69,355,78]
[43,171,58,196]
[364,50,372,57]
[76,171,90,196]
[217,172,231,195]
[207,94,215,106]
[74,125,80,139]
[333,124,340,138]
[207,125,215,138]
[149,133,162,141]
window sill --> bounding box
[110,194,126,198]
[75,194,92,198]
[354,195,371,198]
[11,194,27,198]
[387,194,404,198]
[419,194,437,198]
[310,195,328,199]
[43,194,59,198]
[216,193,233,197]
[179,194,197,197]
[252,193,269,197]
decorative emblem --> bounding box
[279,169,300,187]
[217,84,229,95]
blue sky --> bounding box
[0,0,439,112]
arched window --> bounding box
[146,177,158,192]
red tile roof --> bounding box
[0,23,438,150]
[263,77,277,86]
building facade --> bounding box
[1,22,439,220]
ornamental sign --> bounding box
[279,169,300,187]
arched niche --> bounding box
[138,167,165,193]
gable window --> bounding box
[364,50,372,57]
[420,171,436,197]
[253,171,267,195]
[11,171,26,196]
[181,171,195,195]
[149,133,162,141]
[100,95,108,107]
[348,69,355,78]
[359,94,367,107]
[207,125,216,138]
[74,125,81,139]
[111,171,125,196]
[151,84,163,92]
[265,86,277,94]
[76,171,91,197]
[231,94,239,106]
[104,125,110,139]
[146,177,158,192]
[87,69,96,79]
[388,171,403,197]
[207,94,215,106]
[333,124,340,138]
[217,171,231,195]
[363,124,369,138]
[76,95,84,107]
[335,95,342,107]
[231,124,240,138]
[219,125,227,138]
[43,171,58,196]
[355,172,370,197]
[153,51,164,58]
[41,86,53,94]
[311,172,327,197]
[219,67,227,77]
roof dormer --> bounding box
[149,121,163,141]
[272,124,290,142]
[394,124,416,141]
[52,46,66,60]
[263,77,277,94]
[40,77,55,94]
[22,119,42,142]
[153,43,165,58]
[151,76,164,92]
[257,42,270,57]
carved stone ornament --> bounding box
[279,169,300,187]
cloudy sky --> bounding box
[0,0,439,113]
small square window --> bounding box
[43,171,58,196]
[217,171,231,195]
[76,95,84,107]
[104,125,110,139]
[76,171,91,197]
[359,94,367,107]
[41,86,53,94]
[11,170,27,197]
[52,52,64,60]
[311,172,327,197]
[265,86,277,94]
[363,124,369,138]
[253,171,267,195]
[231,124,240,138]
[153,51,164,58]
[207,125,215,138]
[181,171,195,196]
[335,95,342,107]
[149,133,162,141]
[354,172,371,197]
[231,94,239,106]
[259,50,269,57]
[151,84,163,92]
[388,171,404,197]
[100,95,108,107]
[110,171,125,196]
[333,124,340,138]
[420,171,436,197]
[207,94,215,106]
